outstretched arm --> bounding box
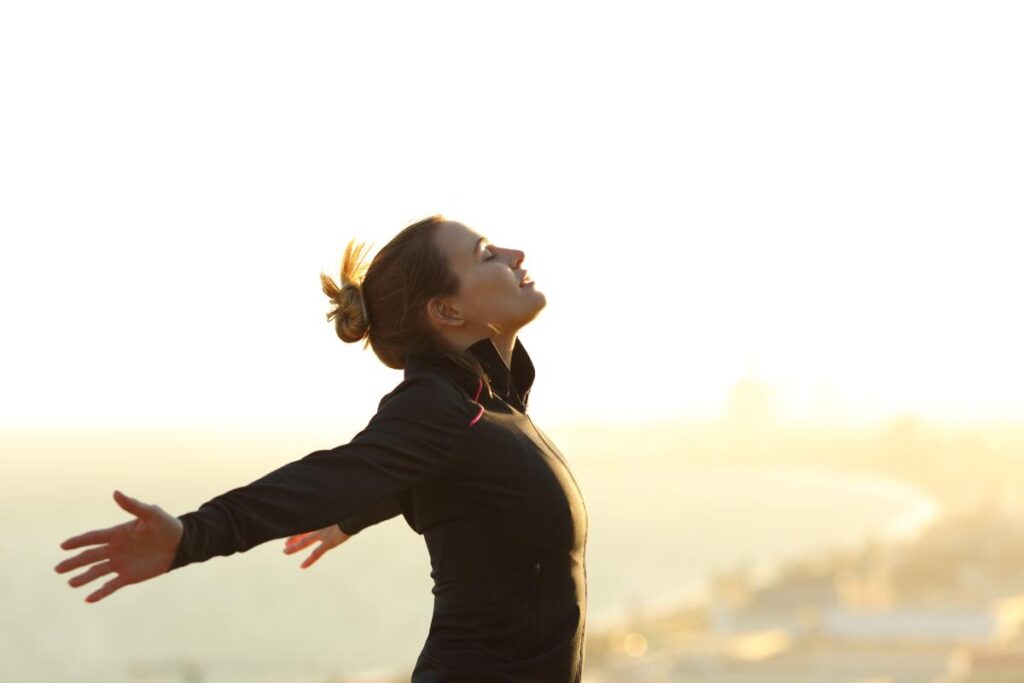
[169,373,475,571]
[53,371,478,602]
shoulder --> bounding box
[349,369,483,453]
[374,369,482,426]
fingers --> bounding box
[86,573,128,603]
[54,546,110,574]
[67,560,114,588]
[113,490,152,518]
[283,533,316,555]
[60,492,149,550]
[301,544,329,569]
[60,522,125,550]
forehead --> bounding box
[436,221,485,256]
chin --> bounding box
[526,289,547,317]
[521,281,545,300]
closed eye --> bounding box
[484,248,497,261]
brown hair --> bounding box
[320,214,493,397]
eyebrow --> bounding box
[473,237,489,254]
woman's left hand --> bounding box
[283,525,352,569]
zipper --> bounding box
[523,409,590,547]
[525,411,588,515]
[525,408,590,670]
[519,400,588,676]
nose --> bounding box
[506,248,525,268]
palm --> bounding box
[55,490,183,603]
[106,515,179,583]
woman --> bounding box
[55,215,589,682]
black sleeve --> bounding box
[168,372,477,571]
[337,496,403,535]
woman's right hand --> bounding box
[283,524,352,569]
[54,490,183,603]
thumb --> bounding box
[113,490,150,518]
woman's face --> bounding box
[429,220,546,341]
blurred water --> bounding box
[2,429,936,682]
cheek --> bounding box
[476,269,513,294]
[465,271,517,312]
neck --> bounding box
[441,327,520,370]
[488,331,517,371]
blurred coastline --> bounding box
[557,413,1024,683]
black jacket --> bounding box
[169,336,589,682]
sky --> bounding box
[1,1,1022,431]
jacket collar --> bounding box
[406,335,536,410]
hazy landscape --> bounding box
[9,403,1012,681]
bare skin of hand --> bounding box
[283,524,352,569]
[54,490,183,603]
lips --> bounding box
[519,271,533,287]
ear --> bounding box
[426,296,466,329]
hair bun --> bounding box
[321,238,373,345]
[326,281,369,343]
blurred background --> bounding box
[2,1,1022,681]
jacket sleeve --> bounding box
[337,496,403,536]
[168,372,478,571]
